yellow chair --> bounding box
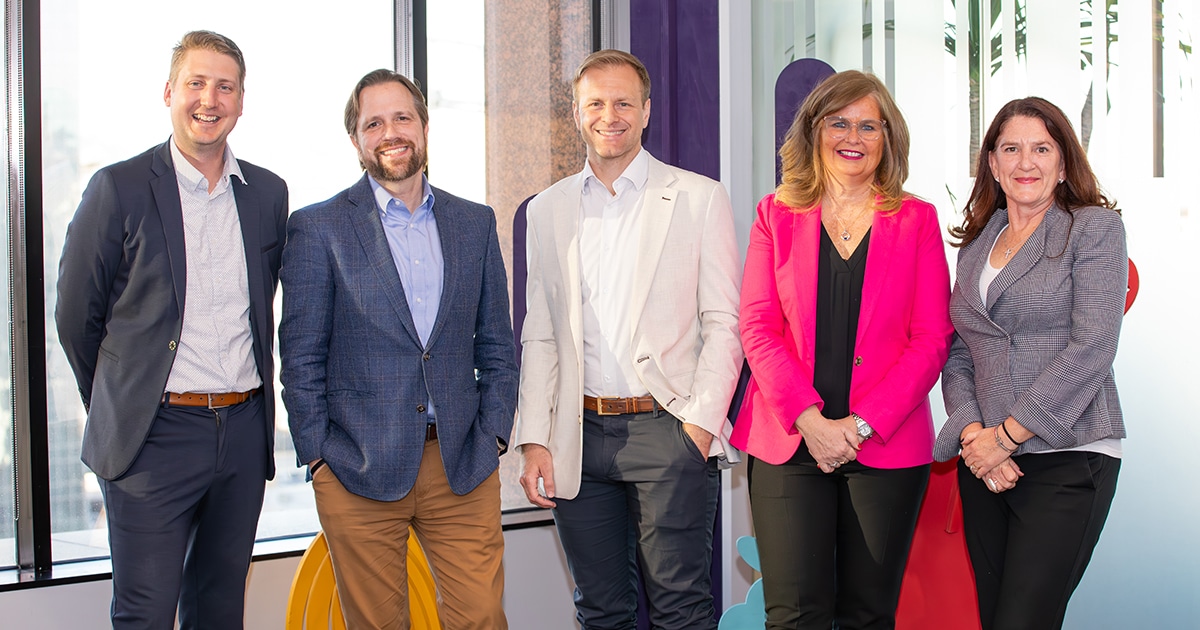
[285,530,443,629]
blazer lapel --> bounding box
[629,157,678,329]
[347,175,423,347]
[150,142,188,314]
[793,208,822,364]
[985,209,1050,310]
[231,167,267,344]
[553,175,585,355]
[857,209,893,341]
[425,191,459,349]
[958,211,1007,316]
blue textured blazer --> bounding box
[280,174,518,501]
[56,140,288,481]
[935,204,1127,461]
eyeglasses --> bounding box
[818,116,887,141]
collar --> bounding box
[582,147,649,195]
[368,174,436,217]
[169,138,245,192]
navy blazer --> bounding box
[935,204,1127,461]
[56,140,289,481]
[280,175,518,502]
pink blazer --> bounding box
[730,194,953,468]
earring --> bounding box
[1058,179,1064,184]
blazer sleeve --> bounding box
[55,168,126,407]
[740,195,823,433]
[279,209,337,465]
[936,329,983,460]
[513,197,558,448]
[472,210,520,451]
[852,201,953,443]
[674,181,743,438]
[1011,209,1127,448]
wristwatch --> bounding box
[852,413,874,440]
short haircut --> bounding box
[775,70,910,213]
[572,49,651,104]
[169,30,246,91]
[344,69,429,136]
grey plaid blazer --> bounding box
[934,204,1127,461]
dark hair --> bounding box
[344,69,429,135]
[572,49,651,104]
[775,70,910,213]
[950,96,1118,247]
[170,31,246,91]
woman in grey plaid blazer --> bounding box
[934,97,1126,630]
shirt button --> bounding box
[417,404,427,413]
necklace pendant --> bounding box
[840,230,851,241]
[1004,247,1013,259]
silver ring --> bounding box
[988,478,998,490]
[970,464,978,473]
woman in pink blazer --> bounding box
[730,71,953,629]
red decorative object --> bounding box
[896,458,981,630]
[1125,258,1138,314]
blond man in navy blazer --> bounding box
[514,50,742,630]
[280,69,518,629]
[56,31,287,629]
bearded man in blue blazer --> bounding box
[280,69,518,629]
[55,31,288,629]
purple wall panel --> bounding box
[631,0,721,181]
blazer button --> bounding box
[854,356,863,366]
[168,340,177,351]
[423,353,431,361]
[417,404,427,413]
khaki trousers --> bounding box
[313,440,506,630]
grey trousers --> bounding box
[553,407,721,630]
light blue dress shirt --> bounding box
[370,175,442,422]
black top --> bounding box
[813,227,870,420]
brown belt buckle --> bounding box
[594,396,622,416]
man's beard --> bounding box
[363,140,427,182]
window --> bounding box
[38,0,395,563]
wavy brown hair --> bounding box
[776,70,909,213]
[949,97,1118,247]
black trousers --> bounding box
[552,408,721,630]
[958,451,1120,630]
[99,395,268,630]
[748,449,930,630]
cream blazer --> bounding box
[514,153,743,499]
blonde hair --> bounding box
[776,70,909,212]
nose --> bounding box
[198,84,219,108]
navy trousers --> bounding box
[99,394,268,629]
[553,407,721,630]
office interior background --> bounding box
[1,0,1197,627]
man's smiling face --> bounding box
[164,48,243,159]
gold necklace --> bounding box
[830,201,872,241]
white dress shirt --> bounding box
[579,148,651,397]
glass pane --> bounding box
[41,0,394,562]
[0,9,13,568]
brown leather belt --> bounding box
[425,423,439,441]
[163,388,260,409]
[583,395,660,416]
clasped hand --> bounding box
[795,406,862,473]
[960,423,1024,493]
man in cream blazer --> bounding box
[514,50,742,630]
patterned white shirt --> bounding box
[163,139,261,395]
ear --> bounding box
[572,101,581,129]
[642,98,651,128]
[987,151,999,179]
[349,133,361,152]
[163,80,173,107]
